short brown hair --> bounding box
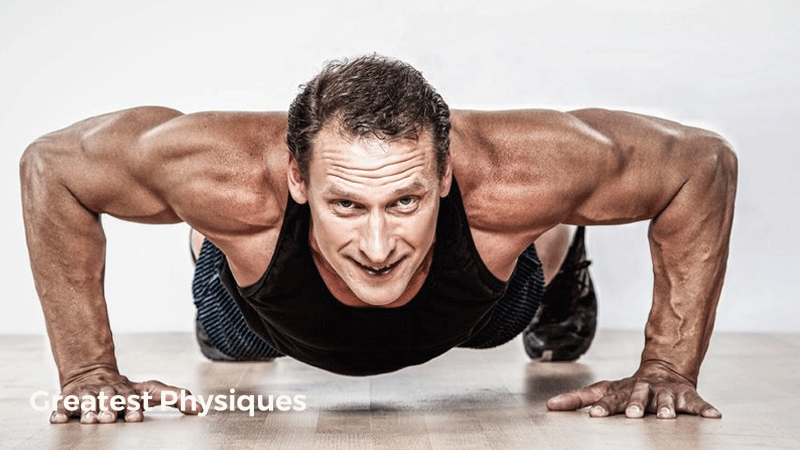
[287,55,451,181]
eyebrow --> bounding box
[326,180,427,199]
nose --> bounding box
[359,211,393,266]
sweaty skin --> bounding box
[20,107,736,423]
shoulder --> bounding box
[449,107,729,232]
[132,110,291,232]
[134,110,288,173]
[449,109,620,237]
[450,108,628,174]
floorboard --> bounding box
[2,330,798,449]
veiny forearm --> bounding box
[19,107,185,388]
[640,139,738,384]
[20,144,119,386]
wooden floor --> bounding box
[2,330,798,449]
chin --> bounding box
[351,284,407,307]
[355,292,402,307]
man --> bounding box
[20,55,736,424]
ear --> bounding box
[287,154,308,204]
[439,154,453,197]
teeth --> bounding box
[357,260,398,275]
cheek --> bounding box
[315,214,358,248]
[401,209,439,246]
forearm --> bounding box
[20,145,119,386]
[640,140,738,384]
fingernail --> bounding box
[627,405,641,415]
[51,412,67,423]
[99,411,114,421]
[590,406,606,416]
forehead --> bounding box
[308,123,438,190]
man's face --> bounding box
[288,123,451,307]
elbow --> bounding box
[710,138,738,190]
[20,139,59,201]
[20,142,43,191]
[719,142,738,188]
[695,135,738,201]
[720,143,738,204]
[20,142,44,211]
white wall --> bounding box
[2,0,798,335]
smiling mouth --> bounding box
[354,258,403,276]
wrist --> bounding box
[60,362,121,388]
[636,359,697,387]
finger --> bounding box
[547,381,611,411]
[80,410,98,424]
[655,390,676,419]
[96,386,118,424]
[78,389,99,424]
[120,387,143,422]
[676,389,722,418]
[51,395,75,424]
[590,390,629,418]
[136,380,202,415]
[624,382,651,419]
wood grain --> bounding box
[2,330,799,449]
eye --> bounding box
[397,197,415,206]
[336,200,354,209]
[394,196,419,211]
[331,199,362,215]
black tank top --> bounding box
[218,179,509,376]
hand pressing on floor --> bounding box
[546,361,721,419]
[49,367,202,424]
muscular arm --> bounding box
[20,107,187,380]
[19,107,198,423]
[567,109,737,418]
[21,106,287,424]
[453,108,737,417]
[570,108,737,383]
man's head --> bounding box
[286,54,451,182]
[285,55,452,307]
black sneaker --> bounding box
[523,226,597,362]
